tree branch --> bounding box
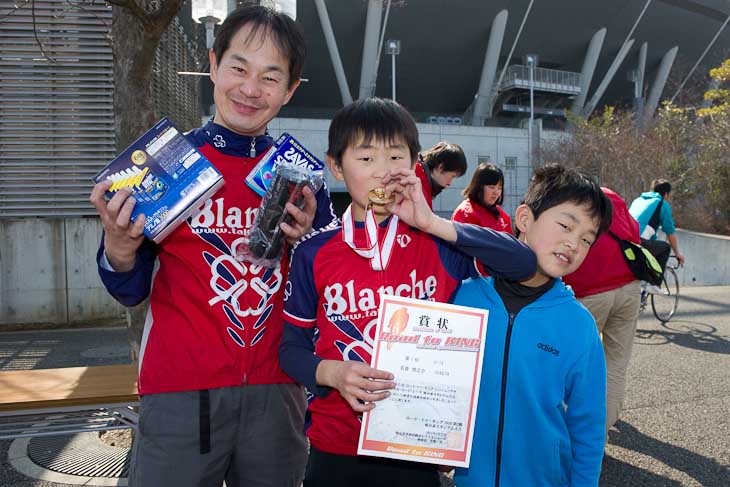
[149,0,183,36]
[105,0,151,28]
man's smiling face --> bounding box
[209,23,300,137]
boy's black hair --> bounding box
[421,142,467,175]
[463,162,505,206]
[521,164,612,236]
[212,4,306,89]
[651,178,672,197]
[327,97,421,164]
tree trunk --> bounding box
[112,6,161,149]
[110,1,182,360]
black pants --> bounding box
[304,444,440,487]
[641,238,671,272]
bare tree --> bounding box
[103,0,184,359]
[543,85,730,236]
[107,0,184,149]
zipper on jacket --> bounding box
[494,312,516,487]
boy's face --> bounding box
[210,23,300,137]
[514,201,599,286]
[431,165,461,191]
[327,134,414,222]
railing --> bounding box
[500,65,582,95]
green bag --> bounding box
[608,231,663,286]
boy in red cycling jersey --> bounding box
[279,97,536,487]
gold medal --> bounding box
[131,150,148,165]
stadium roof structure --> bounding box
[283,0,730,126]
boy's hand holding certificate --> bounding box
[357,295,488,468]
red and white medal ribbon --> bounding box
[342,205,399,271]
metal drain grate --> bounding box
[27,432,131,478]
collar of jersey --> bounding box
[351,214,396,228]
[202,119,274,157]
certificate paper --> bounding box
[357,295,488,467]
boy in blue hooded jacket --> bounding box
[453,164,612,487]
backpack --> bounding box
[608,231,663,286]
[640,198,664,239]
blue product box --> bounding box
[93,117,224,243]
[245,133,324,196]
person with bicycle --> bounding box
[564,187,642,432]
[629,179,686,276]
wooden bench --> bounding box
[0,364,139,440]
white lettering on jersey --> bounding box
[396,234,412,248]
[323,269,437,317]
[191,197,257,232]
[190,197,283,324]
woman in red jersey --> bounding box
[452,162,512,234]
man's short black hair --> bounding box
[420,142,467,175]
[212,4,305,88]
[651,178,672,197]
[463,162,505,206]
[522,164,613,236]
[327,97,420,165]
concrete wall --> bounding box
[673,228,730,286]
[6,118,550,327]
[0,218,125,326]
[5,119,724,327]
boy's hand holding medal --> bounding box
[381,168,447,237]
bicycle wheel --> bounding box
[651,267,679,322]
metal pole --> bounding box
[488,0,534,117]
[582,0,652,117]
[391,52,396,101]
[528,59,534,165]
[359,0,383,99]
[200,16,221,49]
[470,9,508,125]
[582,39,635,118]
[571,28,607,115]
[644,46,678,124]
[670,11,730,104]
[634,42,648,128]
[373,0,393,88]
[206,23,215,49]
[314,0,353,106]
[637,41,648,97]
[494,0,535,91]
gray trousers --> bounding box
[129,383,308,487]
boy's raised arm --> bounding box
[384,167,458,241]
[384,168,536,281]
[453,222,536,281]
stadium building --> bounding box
[255,0,730,215]
[1,0,729,325]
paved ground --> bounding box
[600,285,730,486]
[0,285,728,486]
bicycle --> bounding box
[639,255,680,322]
